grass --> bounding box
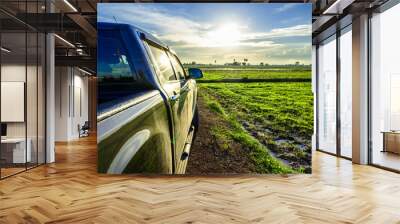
[195,66,313,173]
[200,69,311,81]
[201,91,295,174]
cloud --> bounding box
[275,4,297,13]
[243,25,311,43]
[99,4,212,46]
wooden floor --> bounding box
[1,136,400,223]
[1,167,26,178]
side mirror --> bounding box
[188,68,203,79]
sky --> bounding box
[98,3,311,65]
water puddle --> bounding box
[275,139,290,145]
[240,118,311,171]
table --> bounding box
[382,131,400,154]
[1,138,31,163]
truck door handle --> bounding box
[170,93,180,101]
[181,86,190,93]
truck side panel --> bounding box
[97,91,172,174]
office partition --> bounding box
[0,1,47,179]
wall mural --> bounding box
[97,3,313,174]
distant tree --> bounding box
[242,62,246,66]
[214,60,217,64]
[295,61,300,66]
[260,62,264,66]
[191,61,196,65]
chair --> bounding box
[78,121,90,138]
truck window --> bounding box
[169,53,186,80]
[148,44,177,83]
[98,30,147,105]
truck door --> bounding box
[168,53,195,173]
[146,44,190,173]
[169,53,195,132]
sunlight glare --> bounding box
[159,53,171,67]
[206,23,241,47]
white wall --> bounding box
[1,82,25,122]
[55,67,69,141]
[55,67,89,141]
[71,71,89,139]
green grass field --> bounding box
[200,69,311,81]
[195,67,313,173]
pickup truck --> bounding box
[97,22,203,174]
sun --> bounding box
[206,23,241,47]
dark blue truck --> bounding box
[97,22,203,174]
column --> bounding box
[352,14,369,164]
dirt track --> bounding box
[186,97,255,174]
